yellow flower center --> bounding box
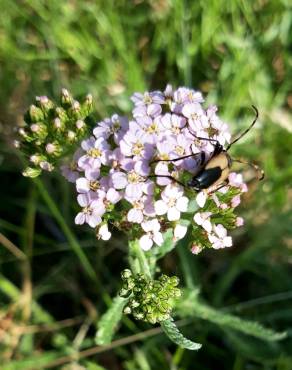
[83,206,92,215]
[146,122,159,134]
[89,181,100,191]
[175,145,185,156]
[133,200,143,210]
[207,126,219,137]
[70,161,77,171]
[88,148,102,158]
[132,141,144,155]
[127,171,142,184]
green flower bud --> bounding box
[39,161,54,172]
[45,142,63,157]
[30,153,47,165]
[30,123,48,140]
[18,127,33,142]
[121,269,132,279]
[123,306,132,314]
[66,130,77,143]
[55,107,68,122]
[22,167,42,178]
[82,94,93,115]
[36,96,54,113]
[28,104,44,122]
[61,88,73,106]
[119,270,181,324]
[75,119,86,134]
[69,100,82,120]
[134,312,144,321]
[52,117,65,132]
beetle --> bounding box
[150,105,264,192]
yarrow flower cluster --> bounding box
[61,85,248,253]
[119,269,181,324]
[16,89,93,178]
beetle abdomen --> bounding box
[188,167,222,189]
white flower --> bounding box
[193,212,212,233]
[97,224,111,241]
[208,224,232,249]
[139,219,164,250]
[75,194,105,228]
[174,224,188,240]
[154,185,189,221]
[196,191,207,208]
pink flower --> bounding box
[182,103,209,132]
[78,137,110,171]
[127,196,155,224]
[208,224,232,249]
[75,194,105,228]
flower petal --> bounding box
[167,207,180,221]
[196,191,207,208]
[154,200,168,216]
[139,235,153,251]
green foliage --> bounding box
[120,270,181,324]
[96,296,128,345]
[177,291,286,341]
[161,318,202,351]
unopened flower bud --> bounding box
[53,117,65,131]
[69,100,81,119]
[61,88,73,105]
[30,153,46,165]
[30,123,48,140]
[55,107,68,122]
[22,167,42,178]
[67,130,76,142]
[123,306,132,314]
[83,93,93,115]
[13,140,21,148]
[121,269,132,280]
[45,142,62,157]
[28,104,44,122]
[76,119,85,131]
[18,127,32,141]
[36,96,54,112]
[40,161,54,171]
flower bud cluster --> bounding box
[119,269,181,324]
[65,85,247,252]
[17,89,93,178]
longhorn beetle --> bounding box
[150,105,264,193]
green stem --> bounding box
[129,239,151,278]
[34,178,97,282]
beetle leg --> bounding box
[207,180,229,195]
[233,159,265,180]
[150,151,202,164]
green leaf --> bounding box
[161,318,202,351]
[177,293,287,342]
[95,295,128,345]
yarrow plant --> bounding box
[17,86,284,351]
[59,85,247,254]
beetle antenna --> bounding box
[226,105,259,151]
[147,175,186,188]
[233,159,265,180]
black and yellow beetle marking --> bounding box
[150,105,264,192]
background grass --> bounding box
[0,0,292,369]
